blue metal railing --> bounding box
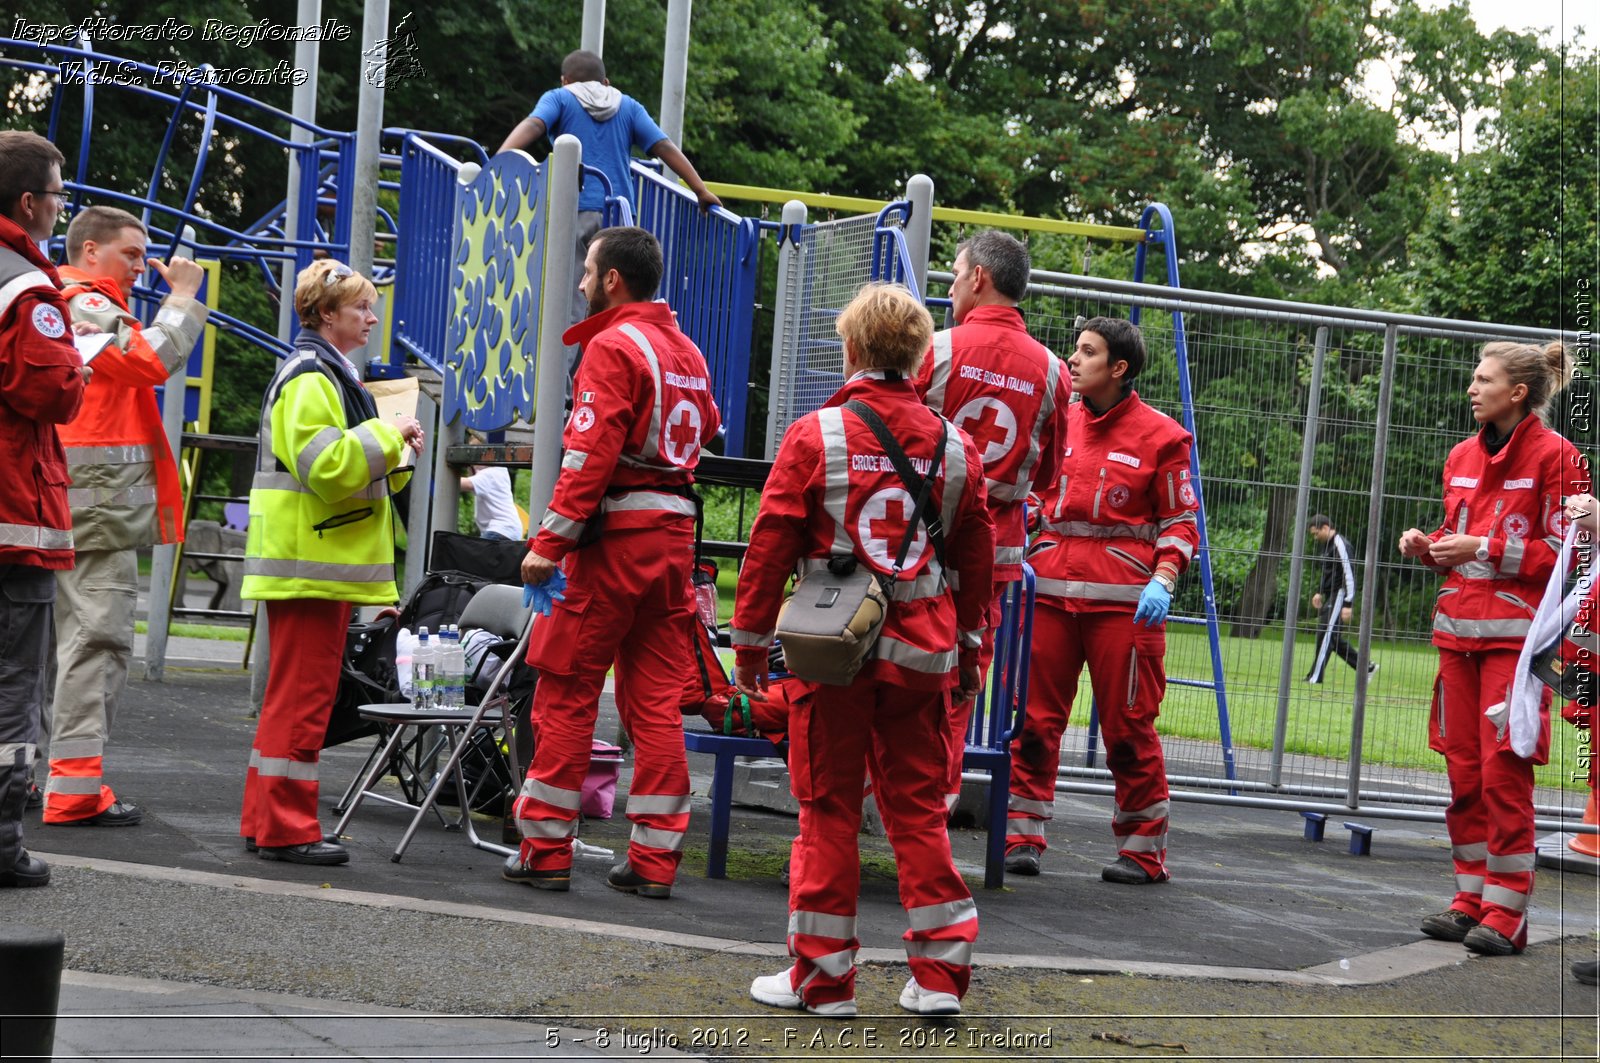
[391,134,463,375]
[630,162,762,456]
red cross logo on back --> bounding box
[858,487,928,571]
[662,399,702,466]
[952,396,1017,465]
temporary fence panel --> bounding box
[631,163,763,457]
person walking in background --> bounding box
[733,283,995,1018]
[1304,514,1377,684]
[506,227,719,900]
[1399,340,1588,956]
[1005,317,1199,884]
[914,230,1070,813]
[497,49,719,397]
[240,260,424,866]
[43,206,208,828]
[0,129,87,888]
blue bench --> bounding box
[684,565,1036,889]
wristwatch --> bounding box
[1474,536,1490,563]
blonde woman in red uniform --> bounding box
[1400,340,1587,955]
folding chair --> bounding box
[334,585,533,862]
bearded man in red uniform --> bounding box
[505,226,720,899]
[1007,317,1199,884]
[915,230,1070,811]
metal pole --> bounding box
[658,0,691,146]
[1347,324,1400,808]
[903,173,934,298]
[277,0,322,343]
[349,0,390,379]
[764,200,808,461]
[530,136,582,518]
[1271,325,1330,785]
[581,0,606,55]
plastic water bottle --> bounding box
[413,627,436,710]
[442,624,466,711]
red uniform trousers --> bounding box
[241,599,350,847]
[784,677,977,1010]
[1431,648,1550,948]
[514,524,694,885]
[1007,606,1171,879]
[943,586,1006,806]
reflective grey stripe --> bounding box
[817,408,855,556]
[243,558,393,584]
[1452,561,1499,580]
[1008,796,1053,817]
[63,445,153,465]
[1455,874,1485,894]
[0,523,73,550]
[960,628,982,649]
[730,627,773,648]
[251,470,387,501]
[48,738,103,759]
[1039,520,1156,541]
[790,910,858,940]
[907,897,977,933]
[1453,842,1488,861]
[0,742,37,760]
[995,546,1025,565]
[1433,614,1532,639]
[518,816,578,839]
[67,484,157,508]
[600,491,696,517]
[1113,799,1170,824]
[1482,885,1529,911]
[1499,537,1524,577]
[808,948,857,978]
[876,636,957,674]
[627,793,692,816]
[249,752,318,782]
[1034,577,1144,603]
[1115,833,1164,853]
[519,778,581,810]
[1006,818,1047,839]
[905,939,972,966]
[351,423,389,483]
[630,825,685,851]
[561,450,588,470]
[1155,536,1194,560]
[1486,852,1537,873]
[540,511,586,541]
[618,323,666,462]
[797,557,944,602]
[924,331,954,410]
[0,269,54,317]
[295,425,343,483]
[45,776,102,795]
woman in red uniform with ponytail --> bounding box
[1400,340,1587,956]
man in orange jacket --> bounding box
[42,206,207,826]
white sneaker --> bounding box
[899,976,961,1016]
[750,970,857,1018]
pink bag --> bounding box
[581,741,624,818]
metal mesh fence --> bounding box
[928,268,1590,819]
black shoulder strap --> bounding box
[843,399,948,572]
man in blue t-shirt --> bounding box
[497,50,719,397]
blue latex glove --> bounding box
[1133,578,1171,627]
[522,568,568,616]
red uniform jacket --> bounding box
[914,304,1070,581]
[1420,416,1589,651]
[531,300,721,563]
[0,214,85,568]
[732,371,996,691]
[1029,392,1199,612]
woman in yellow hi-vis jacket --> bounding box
[239,260,424,865]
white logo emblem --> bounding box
[952,396,1017,464]
[1502,513,1530,540]
[661,400,702,466]
[857,487,929,571]
[31,304,65,338]
[572,406,596,432]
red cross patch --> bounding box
[31,304,65,339]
